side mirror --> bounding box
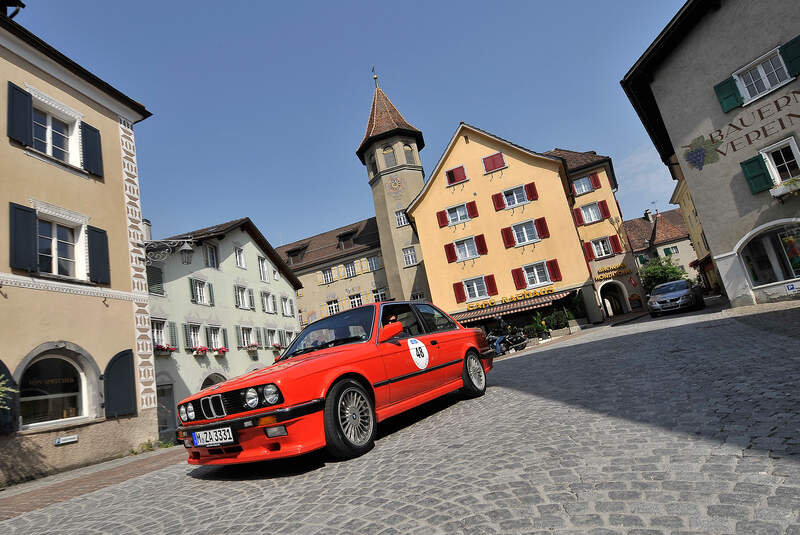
[379,321,403,343]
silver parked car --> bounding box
[647,279,705,317]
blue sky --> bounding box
[19,0,684,245]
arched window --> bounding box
[201,373,226,390]
[20,357,83,425]
[403,144,415,165]
[382,146,396,168]
[368,155,378,176]
[740,223,800,286]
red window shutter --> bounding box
[583,242,595,261]
[436,210,449,228]
[453,282,466,303]
[590,173,601,189]
[444,243,457,263]
[571,181,578,196]
[491,193,505,211]
[598,200,611,219]
[466,201,478,218]
[524,182,538,201]
[447,166,467,184]
[534,217,549,239]
[483,153,505,173]
[610,235,622,254]
[484,274,498,296]
[511,267,526,290]
[501,227,515,248]
[475,234,488,255]
[546,259,562,282]
[573,207,584,226]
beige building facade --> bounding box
[0,13,154,485]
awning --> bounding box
[689,253,712,268]
[451,290,572,324]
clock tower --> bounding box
[356,82,429,302]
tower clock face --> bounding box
[388,177,404,194]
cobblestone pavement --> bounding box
[2,302,799,534]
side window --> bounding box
[380,304,422,337]
[415,304,458,333]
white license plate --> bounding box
[192,427,234,447]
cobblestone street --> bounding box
[2,302,799,534]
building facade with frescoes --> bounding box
[622,0,800,306]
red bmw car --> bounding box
[175,301,492,464]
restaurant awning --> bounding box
[451,290,573,324]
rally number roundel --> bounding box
[407,338,429,370]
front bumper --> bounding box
[648,297,694,313]
[178,399,326,465]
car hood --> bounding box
[649,290,689,301]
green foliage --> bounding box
[0,375,17,411]
[543,310,570,330]
[570,291,587,318]
[639,256,687,293]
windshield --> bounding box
[652,280,689,295]
[281,306,375,360]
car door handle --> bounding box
[430,340,438,345]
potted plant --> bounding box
[271,342,283,352]
[212,346,229,357]
[245,343,259,353]
[154,344,177,356]
[192,346,209,356]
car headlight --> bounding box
[179,405,187,421]
[244,388,259,409]
[263,384,280,405]
[186,403,195,420]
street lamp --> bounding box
[178,242,194,265]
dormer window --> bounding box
[403,144,415,164]
[338,230,356,249]
[383,146,396,167]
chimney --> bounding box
[643,209,654,222]
[143,218,152,241]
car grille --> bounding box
[657,297,680,304]
[194,390,248,420]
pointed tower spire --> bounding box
[356,85,424,163]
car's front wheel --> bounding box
[461,351,486,397]
[324,379,375,459]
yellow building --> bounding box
[0,9,154,485]
[406,123,608,325]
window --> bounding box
[380,303,423,337]
[482,152,506,173]
[20,357,83,425]
[402,246,417,266]
[367,256,380,271]
[760,137,800,186]
[638,254,648,265]
[454,237,478,261]
[327,299,340,316]
[349,294,362,308]
[741,224,800,285]
[383,146,396,167]
[416,303,456,332]
[37,219,76,277]
[147,266,164,295]
[403,144,415,164]
[205,244,218,268]
[151,320,165,346]
[372,288,387,302]
[663,246,679,256]
[512,220,539,246]
[33,108,70,162]
[580,203,602,224]
[523,262,550,287]
[189,324,201,348]
[345,262,356,278]
[447,204,469,225]
[266,329,277,346]
[235,285,249,309]
[208,326,220,348]
[734,50,790,102]
[395,210,409,227]
[241,327,253,347]
[503,186,527,208]
[572,176,593,195]
[258,257,268,281]
[592,238,613,258]
[263,292,276,313]
[194,279,207,305]
[273,269,279,280]
[463,276,488,301]
[339,234,354,249]
[445,165,467,185]
[234,247,246,268]
[410,292,425,301]
[323,267,333,284]
[282,297,294,316]
[368,155,378,176]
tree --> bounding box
[638,256,686,293]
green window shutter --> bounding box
[663,247,672,256]
[183,324,191,350]
[740,155,773,193]
[205,326,212,347]
[235,325,243,348]
[222,328,229,349]
[234,286,240,308]
[189,279,197,303]
[779,33,800,76]
[255,328,263,348]
[247,289,255,310]
[714,77,743,112]
[168,321,178,347]
[208,283,215,306]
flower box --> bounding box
[154,344,177,357]
[212,347,229,357]
[245,344,259,352]
[769,178,800,198]
[192,346,209,356]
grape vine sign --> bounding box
[683,88,800,171]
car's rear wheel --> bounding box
[324,379,375,459]
[461,351,486,397]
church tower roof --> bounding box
[356,86,424,163]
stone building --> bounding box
[622,0,800,306]
[624,208,701,283]
[0,6,154,486]
[145,218,301,441]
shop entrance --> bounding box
[600,281,628,317]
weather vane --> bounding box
[372,65,379,88]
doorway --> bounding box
[156,383,176,443]
[600,281,628,317]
